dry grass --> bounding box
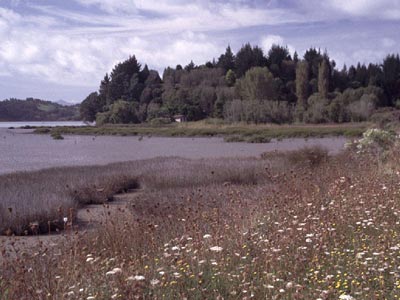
[1,146,400,299]
[0,157,265,235]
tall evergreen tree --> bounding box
[99,73,111,105]
[382,54,400,105]
[296,60,309,109]
[318,59,330,98]
[235,43,267,78]
[217,46,235,73]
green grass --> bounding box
[33,122,368,141]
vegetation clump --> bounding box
[51,131,64,140]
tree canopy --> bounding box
[79,45,400,125]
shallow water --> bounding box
[0,128,348,175]
[0,121,87,128]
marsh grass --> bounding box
[33,122,368,141]
[2,146,400,299]
[0,157,265,235]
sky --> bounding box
[0,0,398,103]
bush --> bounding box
[286,146,329,167]
[51,131,64,140]
[349,128,397,154]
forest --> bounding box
[0,98,80,122]
[80,44,400,124]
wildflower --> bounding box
[86,257,94,262]
[285,282,293,289]
[127,275,145,281]
[209,246,223,252]
[150,279,160,286]
[339,295,355,300]
[203,234,212,239]
[106,268,122,276]
[63,217,68,223]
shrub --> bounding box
[349,128,397,154]
[286,146,329,167]
[51,131,64,140]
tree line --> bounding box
[80,44,400,124]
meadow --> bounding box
[1,136,400,299]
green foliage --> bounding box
[318,59,330,98]
[217,46,235,73]
[382,54,400,105]
[51,131,64,140]
[235,67,277,101]
[80,92,102,122]
[303,94,330,123]
[235,43,267,77]
[295,60,309,116]
[108,100,139,124]
[225,69,236,87]
[76,46,400,126]
[224,99,293,124]
[150,117,172,126]
[348,128,397,159]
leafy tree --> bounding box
[80,92,102,122]
[225,69,236,87]
[108,100,139,124]
[108,55,142,103]
[235,67,277,101]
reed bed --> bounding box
[0,157,266,235]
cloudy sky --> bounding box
[0,0,398,103]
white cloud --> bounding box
[327,0,400,20]
[261,35,296,56]
[73,0,137,14]
[261,35,284,52]
[0,0,398,102]
[382,38,396,48]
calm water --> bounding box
[0,128,348,175]
[0,121,87,128]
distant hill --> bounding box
[56,99,76,106]
[0,98,81,121]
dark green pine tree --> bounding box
[235,43,267,78]
[217,45,235,73]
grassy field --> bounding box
[1,142,400,299]
[33,121,369,141]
